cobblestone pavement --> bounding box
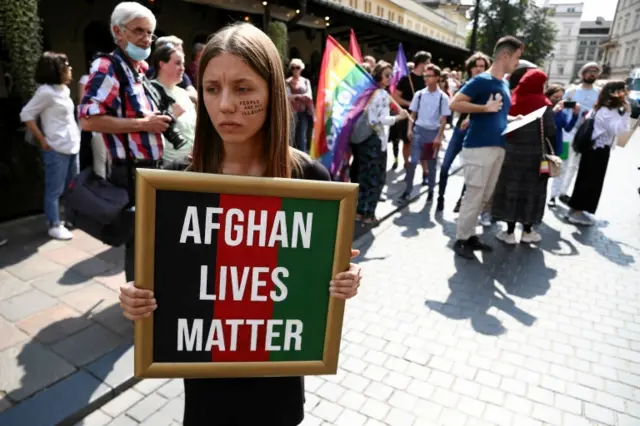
[73,133,640,426]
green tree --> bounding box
[267,21,289,67]
[520,3,557,66]
[0,0,42,100]
[470,0,556,67]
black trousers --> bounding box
[569,146,610,214]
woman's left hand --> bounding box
[330,249,361,300]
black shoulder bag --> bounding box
[64,53,136,247]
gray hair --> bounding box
[110,2,156,41]
[156,35,183,48]
[289,58,305,71]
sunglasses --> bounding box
[291,66,301,70]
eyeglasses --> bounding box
[291,66,301,70]
[424,74,437,78]
[124,25,157,42]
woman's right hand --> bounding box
[119,284,157,320]
[553,100,564,113]
[40,140,52,151]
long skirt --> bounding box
[491,132,548,225]
[355,134,387,216]
[568,146,610,214]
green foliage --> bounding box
[520,3,557,67]
[471,0,556,67]
[267,21,288,66]
[0,0,42,101]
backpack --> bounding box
[350,90,380,145]
[572,111,595,154]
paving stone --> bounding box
[59,283,120,316]
[359,398,389,421]
[74,409,112,426]
[0,289,58,322]
[0,340,76,402]
[0,316,29,351]
[159,397,185,422]
[0,271,30,302]
[41,245,94,267]
[126,393,169,422]
[584,402,615,425]
[51,323,124,367]
[15,304,93,344]
[0,370,110,426]
[334,408,367,426]
[29,269,93,296]
[5,255,63,281]
[156,379,184,400]
[101,388,144,418]
[85,343,134,389]
[311,400,343,423]
[139,410,174,426]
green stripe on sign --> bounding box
[270,198,340,361]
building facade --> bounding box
[420,0,470,49]
[574,18,611,79]
[544,2,584,87]
[600,0,640,80]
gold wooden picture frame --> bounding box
[133,168,358,379]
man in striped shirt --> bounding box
[78,1,171,281]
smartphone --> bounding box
[564,101,577,108]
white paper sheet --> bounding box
[501,105,548,135]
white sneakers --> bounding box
[48,224,73,240]
[496,229,542,244]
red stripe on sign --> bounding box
[212,194,281,362]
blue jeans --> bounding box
[294,112,310,153]
[405,127,438,194]
[438,126,465,198]
[42,150,79,226]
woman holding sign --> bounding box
[119,23,362,426]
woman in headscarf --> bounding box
[491,68,556,244]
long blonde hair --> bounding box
[190,23,300,177]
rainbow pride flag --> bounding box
[310,36,378,179]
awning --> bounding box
[183,0,470,67]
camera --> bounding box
[159,109,188,150]
[148,80,188,150]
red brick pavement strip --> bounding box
[4,131,640,425]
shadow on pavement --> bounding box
[392,198,436,238]
[425,255,540,336]
[549,205,635,266]
[0,303,132,426]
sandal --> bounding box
[363,216,379,225]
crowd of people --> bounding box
[347,39,633,259]
[3,0,637,423]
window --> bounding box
[589,40,598,46]
[348,0,357,8]
[398,15,403,25]
[631,47,636,64]
[563,23,572,36]
[568,7,576,12]
[407,19,412,29]
[376,5,383,17]
[624,47,630,64]
[635,12,640,29]
[624,15,630,33]
[580,40,588,46]
[364,0,371,13]
[558,43,568,55]
[578,47,587,60]
[557,64,565,75]
[388,10,395,21]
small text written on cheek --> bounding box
[240,99,265,116]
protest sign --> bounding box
[133,169,358,378]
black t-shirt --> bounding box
[182,152,330,426]
[396,72,426,104]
